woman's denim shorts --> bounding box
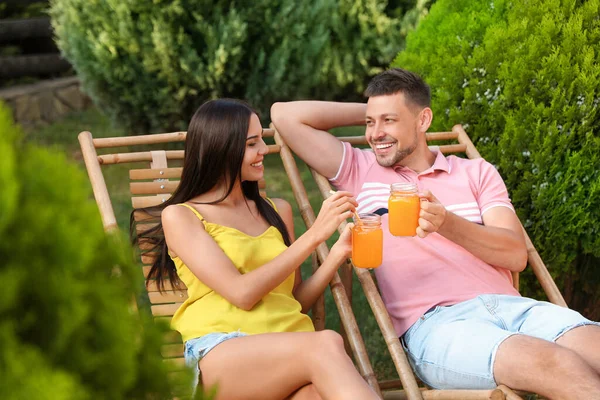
[401,294,600,390]
[185,331,248,388]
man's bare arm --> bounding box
[271,101,366,179]
[418,191,528,272]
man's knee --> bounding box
[497,334,584,375]
[544,345,583,372]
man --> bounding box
[271,68,600,399]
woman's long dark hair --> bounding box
[131,99,291,293]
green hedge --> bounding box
[393,0,600,317]
[0,1,48,18]
[50,0,423,132]
[0,103,185,399]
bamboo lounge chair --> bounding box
[272,123,566,400]
[78,123,562,399]
[77,127,384,398]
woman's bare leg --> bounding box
[285,384,321,400]
[198,330,378,400]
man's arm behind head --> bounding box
[270,101,366,179]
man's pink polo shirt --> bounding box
[330,142,520,336]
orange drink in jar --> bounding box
[351,213,383,269]
[388,183,420,237]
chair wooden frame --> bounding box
[273,123,566,400]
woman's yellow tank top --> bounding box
[170,201,314,342]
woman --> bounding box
[135,99,379,400]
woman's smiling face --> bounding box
[240,113,268,182]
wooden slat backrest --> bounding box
[78,128,278,364]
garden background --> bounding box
[1,0,598,398]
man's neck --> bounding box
[396,147,437,174]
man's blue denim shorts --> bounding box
[184,331,248,388]
[401,294,600,390]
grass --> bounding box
[24,107,398,381]
[23,108,140,229]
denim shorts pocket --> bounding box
[404,306,441,345]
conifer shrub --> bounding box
[50,0,411,132]
[0,103,184,399]
[393,0,600,317]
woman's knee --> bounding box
[318,329,344,347]
[289,384,322,400]
[312,330,346,357]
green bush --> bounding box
[0,103,184,399]
[0,1,48,19]
[50,0,419,132]
[393,0,600,317]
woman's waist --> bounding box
[174,293,308,326]
[173,295,314,341]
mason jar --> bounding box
[351,213,383,269]
[388,182,420,237]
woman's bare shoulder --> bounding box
[161,204,205,229]
[271,198,292,214]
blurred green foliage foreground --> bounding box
[0,102,192,400]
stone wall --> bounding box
[0,76,91,126]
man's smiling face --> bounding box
[365,92,421,168]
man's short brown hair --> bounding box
[364,68,431,109]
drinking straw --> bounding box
[329,190,361,224]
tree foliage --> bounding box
[393,0,600,317]
[50,0,420,132]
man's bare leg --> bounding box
[494,334,600,400]
[555,324,600,374]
